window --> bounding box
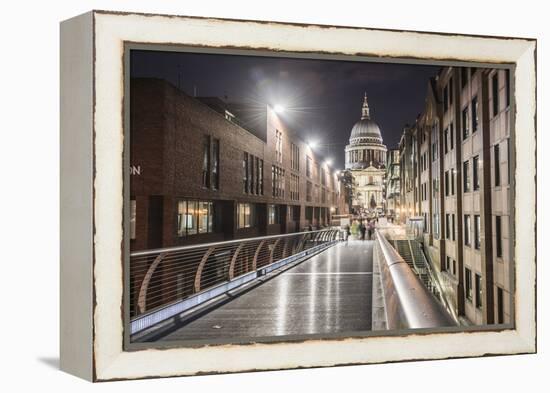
[445,171,450,196]
[449,77,453,105]
[462,106,470,140]
[497,287,504,324]
[433,212,439,239]
[275,129,283,163]
[494,144,501,187]
[451,169,455,195]
[444,128,449,154]
[450,123,454,150]
[445,256,451,271]
[496,215,503,258]
[475,273,483,309]
[473,155,480,191]
[474,215,481,250]
[306,156,312,178]
[212,139,220,190]
[202,135,211,188]
[452,259,456,275]
[465,268,473,301]
[268,204,279,225]
[237,203,255,228]
[446,214,451,239]
[130,200,136,240]
[507,138,511,185]
[259,159,264,195]
[243,153,249,193]
[250,153,255,194]
[272,165,285,198]
[290,174,300,200]
[306,181,312,202]
[254,156,259,195]
[472,96,479,133]
[492,73,499,116]
[452,214,456,241]
[505,69,511,108]
[177,200,214,236]
[463,160,470,192]
[321,167,326,186]
[464,215,471,246]
[305,206,313,221]
[461,67,468,88]
[198,201,213,233]
[291,143,300,171]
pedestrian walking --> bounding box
[359,221,367,240]
[368,219,375,240]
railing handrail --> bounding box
[407,235,460,324]
[375,228,455,329]
[131,228,338,257]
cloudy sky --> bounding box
[131,50,440,169]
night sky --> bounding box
[131,50,440,169]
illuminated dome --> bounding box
[348,93,383,145]
[345,92,387,170]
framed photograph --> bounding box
[60,10,536,381]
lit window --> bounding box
[463,160,470,192]
[464,215,471,246]
[473,155,480,191]
[268,204,279,225]
[177,200,213,236]
[237,203,255,228]
[474,215,481,250]
[465,267,473,301]
[475,273,483,309]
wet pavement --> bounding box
[149,240,374,342]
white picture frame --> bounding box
[60,10,536,381]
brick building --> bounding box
[130,78,344,252]
[397,66,512,325]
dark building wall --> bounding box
[130,78,342,251]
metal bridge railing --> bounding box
[129,229,340,322]
[375,229,456,330]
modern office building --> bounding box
[397,67,512,325]
[130,78,345,252]
[345,93,388,213]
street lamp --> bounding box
[273,104,285,114]
[307,140,318,149]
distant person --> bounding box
[345,224,351,242]
[368,219,376,240]
[360,221,367,241]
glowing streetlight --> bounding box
[273,104,285,114]
[307,140,318,149]
[325,159,333,167]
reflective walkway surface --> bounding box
[148,240,374,342]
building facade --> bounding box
[385,149,401,220]
[397,67,512,325]
[345,94,388,214]
[130,78,344,252]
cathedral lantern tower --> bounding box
[344,93,388,213]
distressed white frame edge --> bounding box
[81,11,535,381]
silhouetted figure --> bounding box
[359,221,367,240]
[368,219,376,240]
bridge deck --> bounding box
[145,240,374,342]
